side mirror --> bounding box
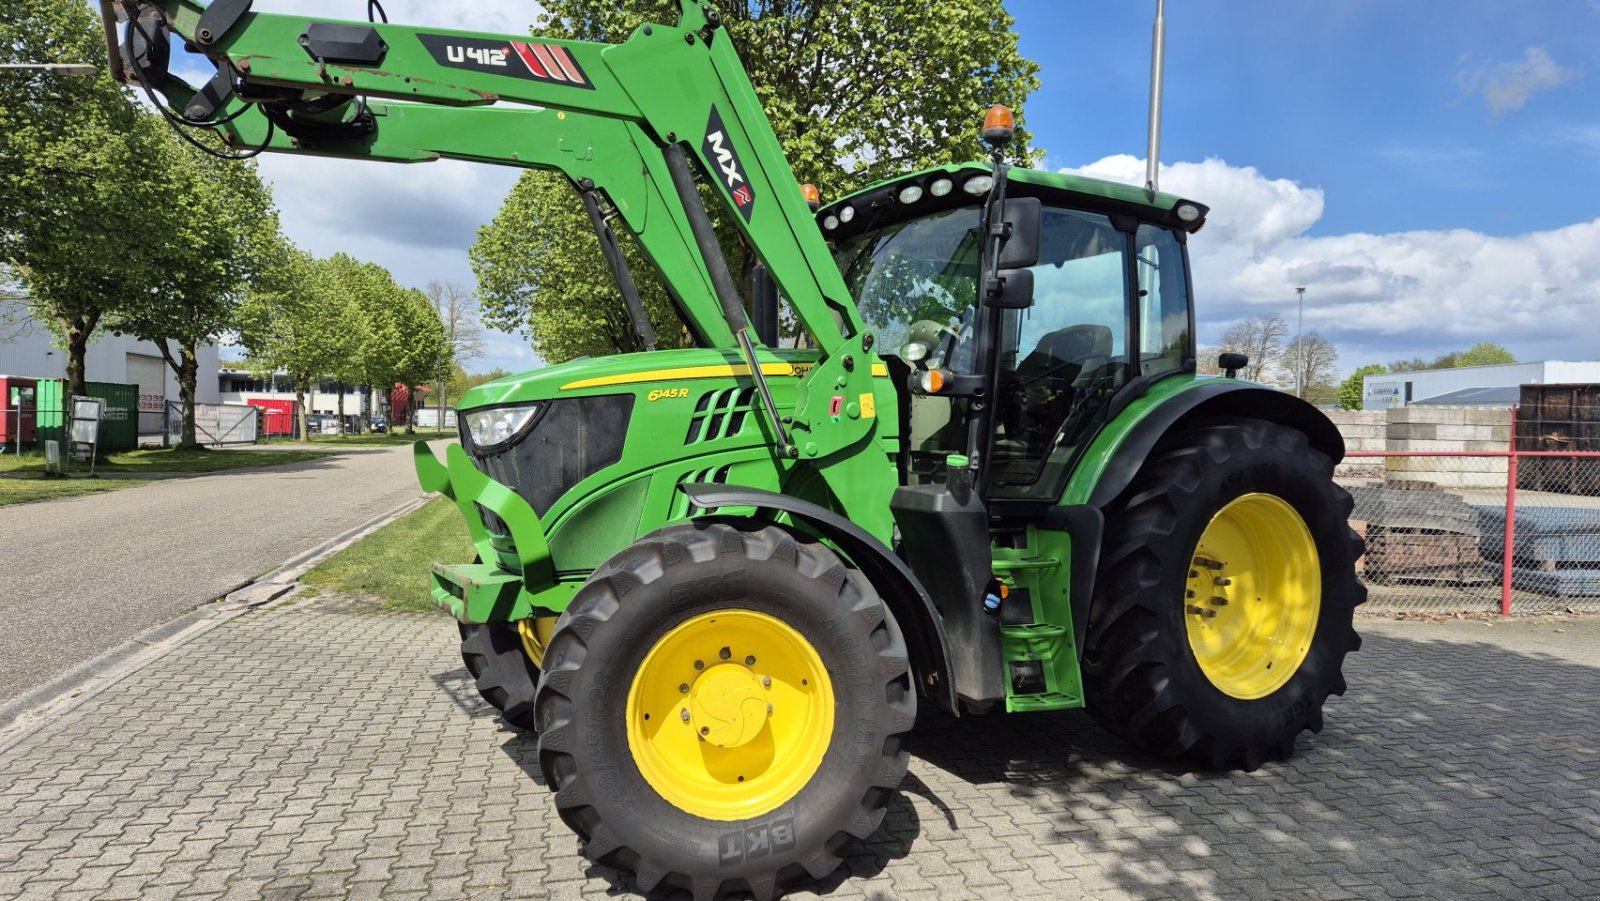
[983,267,1034,309]
[996,197,1041,269]
[1218,352,1247,377]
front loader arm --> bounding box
[150,73,738,348]
[103,0,861,353]
[107,0,893,516]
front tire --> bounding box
[535,521,915,901]
[1083,418,1365,771]
[458,621,543,731]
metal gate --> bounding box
[166,402,259,445]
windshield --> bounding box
[834,202,1191,497]
[833,207,983,372]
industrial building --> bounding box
[1363,361,1600,410]
[0,314,219,439]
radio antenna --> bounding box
[1144,0,1167,197]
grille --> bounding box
[471,395,634,524]
[670,464,733,520]
[684,387,757,444]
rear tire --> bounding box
[459,621,540,731]
[1083,418,1365,770]
[534,521,915,901]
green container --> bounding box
[35,380,141,453]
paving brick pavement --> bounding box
[2,595,1598,901]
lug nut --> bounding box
[679,683,689,693]
[680,709,691,722]
[766,704,774,714]
[1186,604,1218,618]
[719,647,731,660]
[745,655,756,666]
[700,726,710,736]
[694,660,704,671]
[1215,577,1232,586]
[1210,596,1230,606]
[762,676,772,688]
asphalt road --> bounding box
[0,443,435,704]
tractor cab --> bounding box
[819,162,1208,502]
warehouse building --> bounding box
[1363,361,1600,410]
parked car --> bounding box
[370,415,388,433]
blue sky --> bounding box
[1015,1,1598,237]
[226,1,1600,377]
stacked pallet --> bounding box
[1349,481,1489,585]
[1478,506,1600,596]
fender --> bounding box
[680,483,958,713]
[1086,381,1345,509]
[1070,381,1344,658]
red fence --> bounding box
[1342,418,1600,615]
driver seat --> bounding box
[1016,324,1113,391]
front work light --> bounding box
[929,177,953,197]
[464,405,539,452]
[963,175,994,195]
[898,184,924,204]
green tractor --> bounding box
[107,1,1363,896]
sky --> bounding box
[199,1,1600,376]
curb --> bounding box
[0,494,435,752]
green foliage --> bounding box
[1337,364,1388,410]
[472,0,1040,362]
[473,170,689,361]
[238,245,448,437]
[1389,343,1515,372]
[109,136,278,447]
[1456,342,1516,367]
[0,0,175,393]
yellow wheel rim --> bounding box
[625,609,834,822]
[1184,493,1320,700]
[516,616,556,668]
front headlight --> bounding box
[464,404,540,453]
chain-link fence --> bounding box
[1341,450,1600,614]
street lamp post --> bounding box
[1294,286,1307,398]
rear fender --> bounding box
[1085,383,1344,509]
[1069,382,1344,656]
[680,483,959,713]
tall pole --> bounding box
[1144,0,1167,196]
[1294,286,1306,398]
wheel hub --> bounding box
[689,665,771,749]
[1185,492,1321,700]
[625,609,834,821]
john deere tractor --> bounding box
[105,1,1364,896]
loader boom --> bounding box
[105,0,890,478]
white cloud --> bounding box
[1457,47,1577,117]
[1062,155,1600,369]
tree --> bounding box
[109,138,278,449]
[237,248,365,441]
[0,0,176,396]
[390,287,450,434]
[1457,342,1516,367]
[472,0,1041,362]
[425,281,487,427]
[1218,313,1291,384]
[463,368,513,392]
[1283,331,1339,400]
[1389,342,1516,372]
[1337,364,1388,411]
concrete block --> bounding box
[1409,423,1441,440]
